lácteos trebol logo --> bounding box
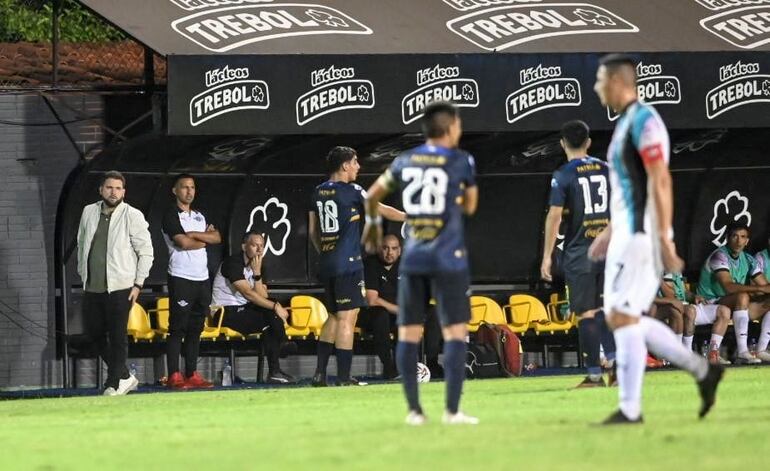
[705,60,770,119]
[505,64,581,124]
[170,0,372,53]
[189,65,270,127]
[697,0,770,48]
[295,65,375,126]
[401,64,480,125]
[607,62,681,121]
[445,2,638,51]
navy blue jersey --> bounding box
[383,144,476,275]
[312,180,366,279]
[549,156,609,274]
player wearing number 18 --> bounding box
[309,146,404,387]
[362,101,479,426]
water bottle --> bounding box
[702,340,709,358]
[129,363,137,377]
[222,360,232,387]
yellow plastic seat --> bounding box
[200,305,245,340]
[514,294,572,334]
[547,293,576,328]
[468,296,506,331]
[502,295,533,334]
[127,303,156,342]
[286,295,329,339]
[147,297,170,338]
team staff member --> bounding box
[162,174,222,389]
[309,146,405,387]
[212,232,295,384]
[541,120,616,388]
[77,171,153,396]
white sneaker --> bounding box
[116,374,139,395]
[755,350,770,363]
[405,411,427,426]
[442,411,480,425]
[103,387,118,396]
[735,351,761,365]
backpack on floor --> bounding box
[465,343,502,379]
[476,323,524,377]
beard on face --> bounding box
[102,196,123,208]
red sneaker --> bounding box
[185,371,214,389]
[167,372,189,390]
[646,354,664,369]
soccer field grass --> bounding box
[1,367,768,471]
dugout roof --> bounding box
[79,0,770,134]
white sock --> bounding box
[758,312,770,351]
[734,310,750,353]
[614,323,646,421]
[710,334,724,350]
[640,317,708,381]
[683,335,694,351]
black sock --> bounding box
[336,348,353,382]
[396,341,422,414]
[595,310,616,362]
[443,340,466,415]
[578,317,602,376]
[315,340,334,376]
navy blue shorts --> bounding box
[565,271,604,315]
[322,270,366,314]
[397,271,471,327]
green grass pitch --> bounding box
[1,367,768,470]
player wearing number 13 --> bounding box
[363,101,479,426]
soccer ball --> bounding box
[416,362,431,383]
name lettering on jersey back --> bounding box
[706,60,770,119]
[189,65,270,127]
[402,65,480,124]
[699,1,770,48]
[576,163,602,173]
[296,65,375,126]
[505,64,581,124]
[171,3,372,52]
[445,3,638,51]
[410,154,448,165]
[607,62,681,121]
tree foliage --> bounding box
[0,0,126,42]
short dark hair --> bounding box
[100,170,125,187]
[173,173,195,186]
[421,101,459,138]
[241,231,265,244]
[560,120,590,149]
[599,53,637,82]
[727,222,751,238]
[326,146,357,174]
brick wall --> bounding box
[0,93,103,389]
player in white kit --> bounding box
[588,54,724,425]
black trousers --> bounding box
[167,276,211,376]
[221,304,287,373]
[83,289,131,389]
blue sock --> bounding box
[336,348,353,382]
[596,310,616,362]
[579,317,602,376]
[443,340,467,414]
[396,341,422,414]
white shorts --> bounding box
[603,232,661,317]
[694,304,719,326]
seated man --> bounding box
[749,238,770,362]
[211,231,295,384]
[359,234,443,379]
[696,223,770,364]
[655,272,731,365]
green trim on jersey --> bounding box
[696,246,754,301]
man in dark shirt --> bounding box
[360,234,401,379]
[212,232,295,384]
[541,120,616,388]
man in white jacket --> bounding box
[77,171,154,396]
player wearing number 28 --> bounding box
[308,146,404,386]
[363,102,479,426]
